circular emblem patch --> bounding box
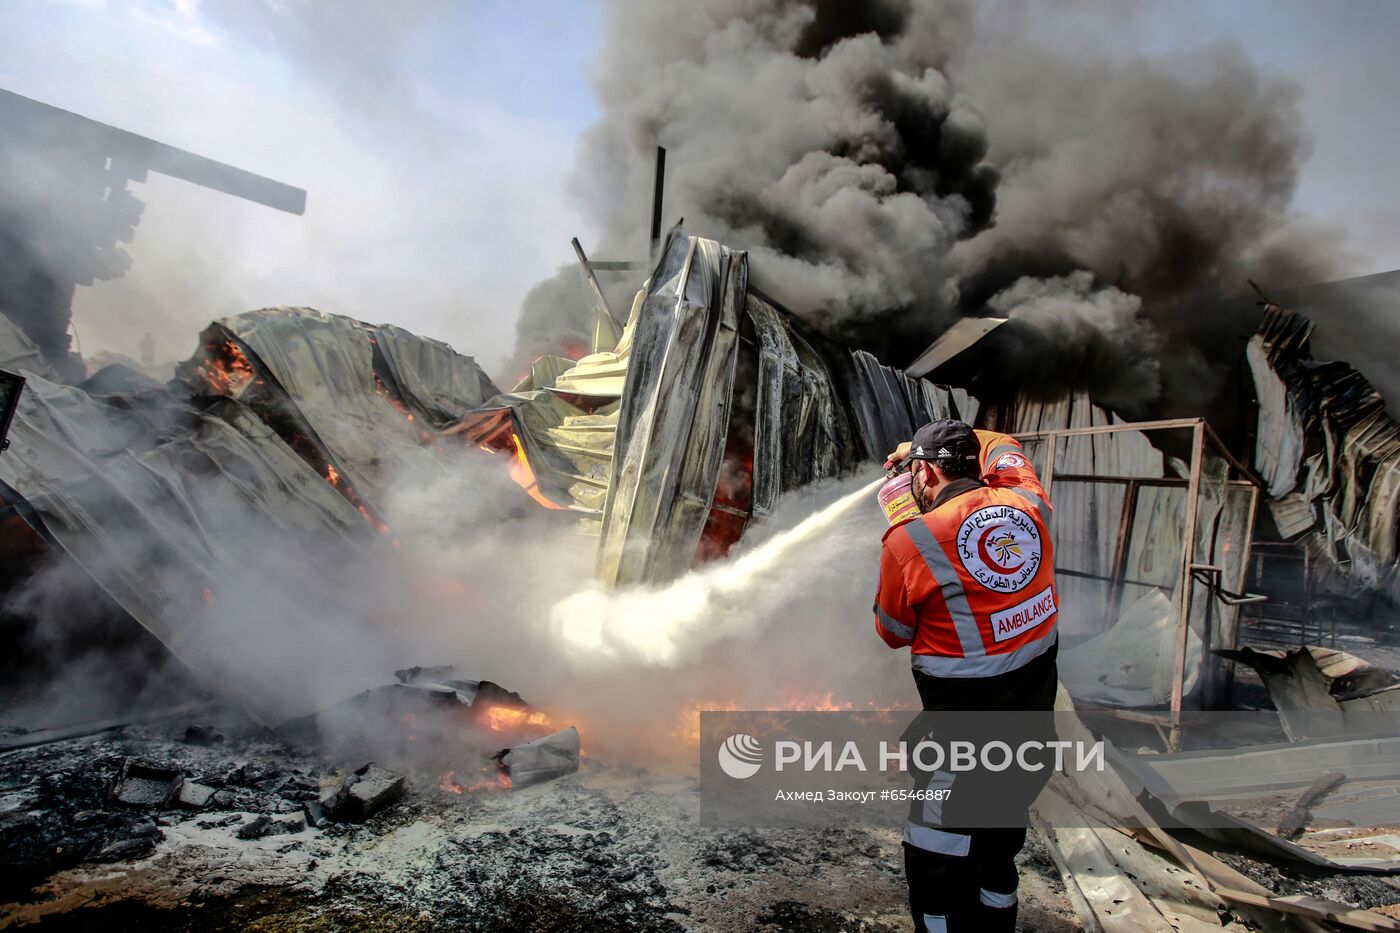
[955,505,1042,593]
[993,453,1027,471]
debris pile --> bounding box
[5,222,1400,930]
[0,709,976,930]
[1249,303,1400,599]
[317,763,405,823]
[0,722,334,903]
[457,231,977,586]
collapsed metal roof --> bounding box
[0,308,498,717]
[5,232,1400,928]
[1248,303,1400,599]
[455,230,977,587]
[0,231,981,709]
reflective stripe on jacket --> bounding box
[874,430,1058,678]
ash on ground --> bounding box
[0,711,1080,931]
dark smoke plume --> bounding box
[525,0,1353,414]
[519,0,999,358]
[948,20,1350,410]
[987,272,1161,414]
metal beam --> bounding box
[571,237,622,328]
[1202,419,1264,487]
[1050,473,1256,489]
[649,145,666,258]
[1014,417,1205,440]
[1105,478,1140,624]
[585,260,643,271]
[1169,420,1206,743]
[0,88,306,215]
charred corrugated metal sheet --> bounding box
[180,308,499,505]
[905,316,1008,380]
[450,302,639,521]
[454,231,974,586]
[1248,303,1400,597]
[449,397,615,517]
[0,314,55,381]
[647,239,745,582]
[0,308,509,718]
[842,349,973,463]
[744,292,854,521]
[596,234,746,586]
[0,375,384,718]
[372,322,501,430]
[594,232,927,585]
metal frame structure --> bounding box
[1014,418,1263,740]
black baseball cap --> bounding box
[907,419,979,464]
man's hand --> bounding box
[884,441,912,473]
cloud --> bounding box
[134,0,221,47]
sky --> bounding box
[0,0,606,377]
[1135,0,1400,266]
[0,0,1396,383]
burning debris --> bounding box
[6,219,1400,930]
[500,726,583,789]
[0,305,511,719]
[0,657,595,924]
[0,2,1397,932]
[0,705,963,930]
[7,242,1400,928]
[1,30,1398,930]
[282,666,581,798]
[460,229,977,586]
[1248,302,1400,600]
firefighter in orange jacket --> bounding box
[875,419,1059,933]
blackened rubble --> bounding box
[320,763,405,823]
[0,661,596,926]
[109,759,182,808]
[0,716,330,903]
[0,708,946,931]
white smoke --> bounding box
[551,476,884,667]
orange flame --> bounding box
[374,371,433,444]
[669,694,855,748]
[481,705,554,733]
[373,372,415,423]
[322,461,391,535]
[672,700,739,747]
[439,768,512,794]
[782,692,854,712]
[195,341,255,396]
[508,433,564,510]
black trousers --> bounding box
[903,642,1058,933]
[912,641,1059,713]
[905,828,1024,933]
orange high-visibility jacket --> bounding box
[874,430,1058,679]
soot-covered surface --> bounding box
[0,714,1078,931]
